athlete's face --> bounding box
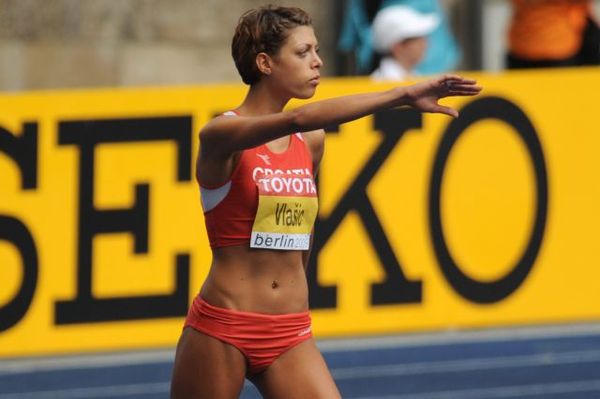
[270,26,323,99]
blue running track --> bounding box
[1,324,600,398]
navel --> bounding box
[271,280,279,289]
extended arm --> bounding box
[200,75,481,156]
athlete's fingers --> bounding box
[456,78,477,85]
[441,81,479,94]
[440,74,464,81]
[448,82,481,89]
[448,84,482,94]
[444,83,481,92]
[442,75,477,85]
[449,89,482,96]
[438,76,470,85]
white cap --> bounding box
[372,6,440,53]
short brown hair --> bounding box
[231,5,312,85]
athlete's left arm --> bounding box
[302,129,325,270]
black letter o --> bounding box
[429,96,548,303]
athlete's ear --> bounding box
[256,52,273,76]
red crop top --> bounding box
[200,113,318,250]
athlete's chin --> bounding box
[294,86,317,100]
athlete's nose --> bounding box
[312,52,323,69]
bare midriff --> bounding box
[199,245,309,315]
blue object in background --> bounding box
[338,0,374,73]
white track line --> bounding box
[317,322,600,351]
[0,382,169,399]
[353,379,600,399]
[0,350,175,375]
[332,349,600,379]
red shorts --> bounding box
[184,295,313,374]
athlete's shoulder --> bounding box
[199,111,241,143]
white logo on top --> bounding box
[297,327,312,336]
[256,153,271,165]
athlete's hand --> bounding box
[404,74,482,118]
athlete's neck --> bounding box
[236,82,290,116]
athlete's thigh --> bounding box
[250,338,341,399]
[170,327,247,399]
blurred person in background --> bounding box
[507,0,600,69]
[381,0,461,75]
[170,4,481,398]
[338,0,460,76]
[370,5,440,81]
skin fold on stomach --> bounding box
[199,245,310,315]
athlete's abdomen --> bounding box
[199,245,310,315]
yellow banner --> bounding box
[1,68,600,357]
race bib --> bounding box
[251,171,318,250]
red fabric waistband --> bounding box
[197,296,310,320]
